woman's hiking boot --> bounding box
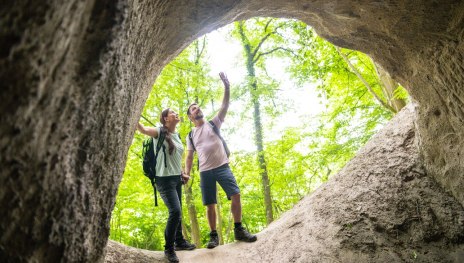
[175,239,196,251]
[164,248,179,263]
[234,226,257,242]
[206,231,219,249]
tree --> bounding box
[287,21,409,180]
[335,47,407,113]
[232,18,297,225]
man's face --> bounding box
[188,104,204,121]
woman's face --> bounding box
[165,109,180,124]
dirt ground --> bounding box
[105,105,464,263]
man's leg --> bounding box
[206,203,217,231]
[230,193,242,223]
[216,165,241,224]
[200,170,220,248]
[205,204,219,248]
[216,165,257,243]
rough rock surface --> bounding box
[104,105,464,263]
[1,1,464,262]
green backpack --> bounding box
[141,129,167,206]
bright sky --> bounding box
[201,26,324,152]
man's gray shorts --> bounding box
[200,163,240,205]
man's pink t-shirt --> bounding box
[186,116,229,172]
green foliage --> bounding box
[111,18,405,251]
[231,18,298,112]
[393,85,409,100]
[287,21,396,167]
[265,129,314,216]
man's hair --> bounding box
[186,103,197,115]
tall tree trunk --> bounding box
[181,222,189,241]
[225,212,233,243]
[216,189,224,245]
[184,182,201,247]
[252,95,274,224]
[237,20,274,225]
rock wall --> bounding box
[1,0,463,262]
[0,0,130,261]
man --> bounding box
[185,72,257,249]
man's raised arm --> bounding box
[217,72,230,122]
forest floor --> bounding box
[105,104,464,263]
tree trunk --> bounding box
[252,97,274,225]
[181,221,189,241]
[237,20,274,225]
[184,181,201,247]
[225,212,233,243]
[216,189,224,245]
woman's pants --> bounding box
[155,175,184,250]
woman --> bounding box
[136,108,195,263]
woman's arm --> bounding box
[136,122,159,138]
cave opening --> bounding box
[111,17,409,252]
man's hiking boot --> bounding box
[206,231,219,249]
[175,239,196,251]
[234,226,257,242]
[164,248,179,263]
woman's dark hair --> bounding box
[160,108,175,155]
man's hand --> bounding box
[219,72,229,88]
[181,172,190,184]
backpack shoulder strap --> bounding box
[155,128,166,153]
[209,120,222,137]
[188,130,196,152]
[188,130,199,170]
[208,120,230,157]
[208,120,215,129]
[155,128,168,168]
